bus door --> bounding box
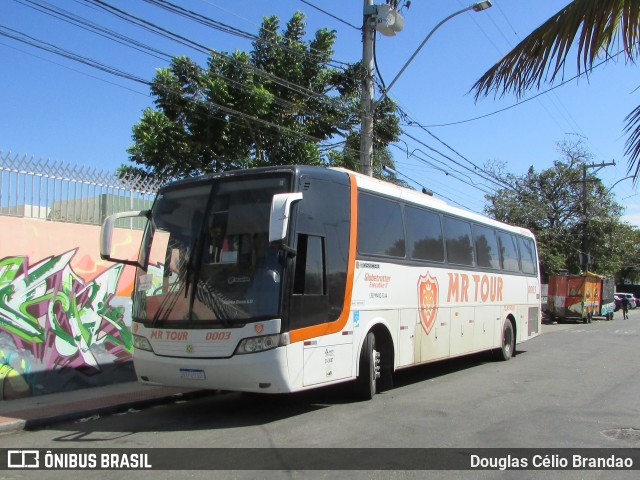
[286,174,353,386]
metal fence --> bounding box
[0,151,162,227]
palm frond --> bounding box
[624,105,640,178]
[472,0,640,100]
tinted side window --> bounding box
[443,217,474,266]
[358,193,405,257]
[473,225,500,269]
[293,234,325,295]
[498,232,520,272]
[405,206,444,262]
[518,236,537,274]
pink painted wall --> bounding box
[0,216,146,398]
[0,216,143,295]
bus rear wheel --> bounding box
[495,319,515,361]
[354,332,380,400]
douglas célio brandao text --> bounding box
[470,453,634,470]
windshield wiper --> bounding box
[193,281,246,326]
[150,266,188,325]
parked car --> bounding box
[616,293,638,309]
[614,295,622,312]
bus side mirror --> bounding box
[100,210,150,266]
[269,192,303,253]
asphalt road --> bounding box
[0,309,639,479]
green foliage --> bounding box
[125,12,401,179]
[484,140,636,279]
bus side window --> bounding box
[443,216,475,266]
[357,193,406,258]
[498,232,520,272]
[473,224,500,269]
[405,206,445,262]
[518,237,537,274]
[293,234,326,295]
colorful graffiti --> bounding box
[0,249,134,398]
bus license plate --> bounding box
[180,368,206,380]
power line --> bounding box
[0,39,149,96]
[11,0,310,113]
[297,0,360,31]
[398,106,515,192]
[16,0,172,61]
[143,0,352,67]
[0,24,362,162]
[0,24,150,84]
[76,0,352,112]
[391,142,494,196]
[424,49,627,128]
[401,129,508,193]
[385,158,482,211]
[390,157,484,211]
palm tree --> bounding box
[472,0,640,177]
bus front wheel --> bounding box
[355,332,380,400]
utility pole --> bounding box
[360,0,375,177]
[359,2,488,176]
[580,160,616,273]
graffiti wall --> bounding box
[0,216,144,399]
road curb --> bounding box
[0,388,214,433]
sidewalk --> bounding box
[0,381,209,434]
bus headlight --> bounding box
[133,334,154,352]
[236,334,282,355]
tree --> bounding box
[615,226,640,283]
[484,140,628,278]
[125,12,400,179]
[471,0,640,179]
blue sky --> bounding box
[1,0,639,225]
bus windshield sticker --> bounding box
[137,274,153,292]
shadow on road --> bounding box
[46,349,525,440]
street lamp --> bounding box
[473,1,493,12]
[360,1,493,176]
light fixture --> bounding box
[472,1,493,12]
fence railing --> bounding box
[0,151,163,227]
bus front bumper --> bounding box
[133,346,292,394]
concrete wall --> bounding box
[0,217,144,399]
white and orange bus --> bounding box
[101,166,541,400]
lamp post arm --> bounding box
[605,175,633,196]
[376,5,474,106]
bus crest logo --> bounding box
[418,273,439,335]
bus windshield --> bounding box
[133,175,291,325]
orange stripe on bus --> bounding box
[289,173,357,344]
